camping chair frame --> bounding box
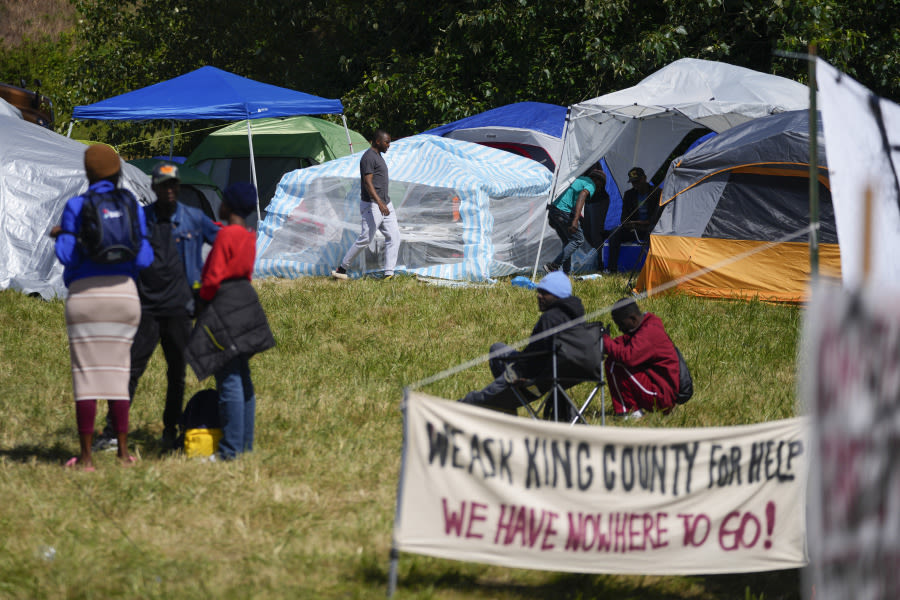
[495,328,607,426]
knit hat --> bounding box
[223,182,257,218]
[84,144,121,183]
[536,271,572,299]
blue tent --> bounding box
[423,102,626,240]
[256,135,560,282]
[71,66,349,218]
[71,66,343,120]
[422,102,565,171]
[424,101,566,140]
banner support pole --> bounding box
[387,387,412,597]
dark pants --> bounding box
[461,343,538,411]
[460,343,575,420]
[103,312,191,437]
[547,206,585,273]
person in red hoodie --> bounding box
[186,182,275,460]
[603,297,679,418]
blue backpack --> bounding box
[78,188,143,264]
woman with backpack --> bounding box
[51,144,153,470]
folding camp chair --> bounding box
[495,321,609,425]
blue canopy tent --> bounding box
[70,66,354,218]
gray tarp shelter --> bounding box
[1,115,154,299]
[553,58,810,198]
[70,66,354,219]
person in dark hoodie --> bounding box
[603,297,679,418]
[459,271,585,417]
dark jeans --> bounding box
[215,354,256,460]
[103,312,191,437]
[547,206,585,273]
[460,343,576,420]
[460,343,540,412]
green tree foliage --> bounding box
[2,0,898,146]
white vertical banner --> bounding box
[803,282,900,600]
[394,392,808,575]
[817,59,900,290]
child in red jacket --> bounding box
[193,183,274,460]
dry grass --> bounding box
[0,0,76,47]
[0,275,803,599]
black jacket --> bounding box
[519,295,586,375]
[184,279,275,381]
[137,205,193,316]
[621,186,662,230]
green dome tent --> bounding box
[186,116,367,216]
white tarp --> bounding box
[817,59,900,290]
[394,391,809,575]
[555,58,809,198]
[802,282,900,599]
[1,116,155,299]
[0,97,23,120]
[256,135,561,281]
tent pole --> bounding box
[341,114,354,154]
[533,107,573,280]
[246,118,261,222]
[66,121,74,138]
[170,121,175,160]
[808,44,820,278]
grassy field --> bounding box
[0,273,803,599]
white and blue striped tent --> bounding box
[255,135,558,281]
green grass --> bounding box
[0,274,803,599]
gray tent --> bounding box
[636,110,840,302]
[1,116,153,299]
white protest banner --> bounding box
[803,283,900,600]
[394,391,808,575]
[817,58,900,290]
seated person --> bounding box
[460,271,584,419]
[603,297,679,418]
[605,167,661,273]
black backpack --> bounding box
[673,344,694,404]
[78,187,143,264]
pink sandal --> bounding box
[64,457,96,472]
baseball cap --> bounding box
[536,271,572,299]
[152,163,180,185]
[628,167,645,182]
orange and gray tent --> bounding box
[636,109,840,302]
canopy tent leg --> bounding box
[169,120,175,160]
[246,118,261,222]
[341,114,355,154]
[534,107,574,280]
[66,121,74,138]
